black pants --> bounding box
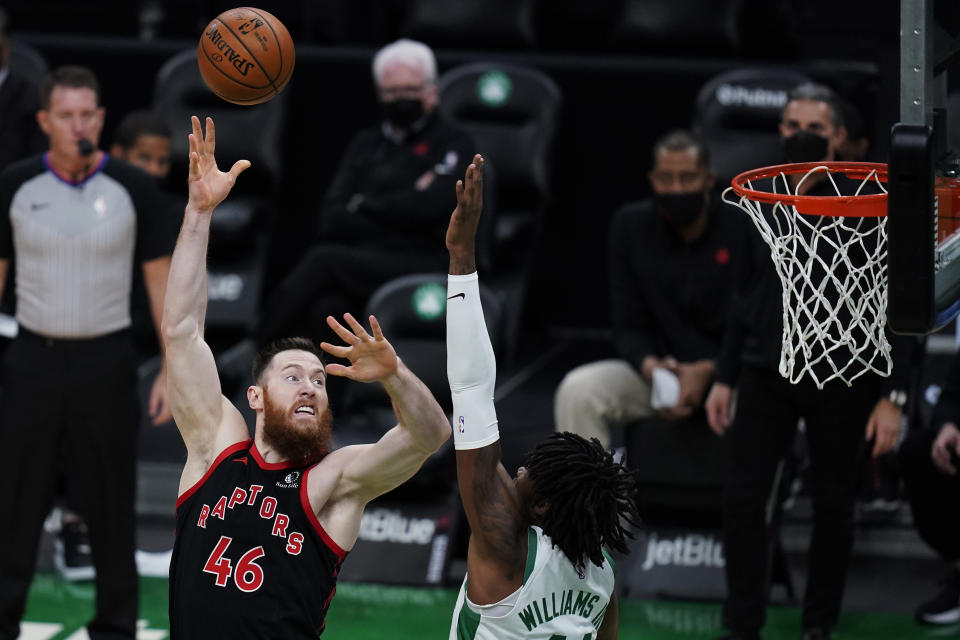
[0,329,139,640]
[255,243,446,346]
[722,365,878,634]
[899,426,960,562]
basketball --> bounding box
[197,7,295,105]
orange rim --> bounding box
[730,161,888,217]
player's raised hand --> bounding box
[187,116,250,213]
[446,154,484,254]
[321,313,399,382]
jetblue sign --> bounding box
[624,526,727,600]
[641,531,725,571]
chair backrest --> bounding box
[152,49,288,191]
[437,63,559,359]
[438,62,561,215]
[341,273,504,414]
[692,67,813,186]
[8,40,48,86]
[401,0,537,49]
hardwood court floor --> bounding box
[20,574,951,639]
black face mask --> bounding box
[784,131,830,163]
[654,191,707,229]
[379,98,424,130]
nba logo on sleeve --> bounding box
[458,416,465,434]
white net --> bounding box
[723,165,891,388]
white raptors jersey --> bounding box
[450,526,616,640]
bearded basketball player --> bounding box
[162,116,450,638]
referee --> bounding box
[0,66,174,639]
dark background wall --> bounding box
[2,0,909,337]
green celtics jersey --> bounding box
[450,526,616,640]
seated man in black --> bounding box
[255,38,475,347]
[900,350,960,626]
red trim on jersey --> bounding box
[250,441,306,470]
[300,466,347,561]
[320,582,338,634]
[176,440,251,510]
[322,585,337,623]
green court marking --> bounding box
[21,572,953,639]
[325,583,459,639]
[620,598,956,639]
[22,572,168,638]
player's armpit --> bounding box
[176,397,249,499]
[165,330,243,457]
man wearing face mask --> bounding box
[705,83,916,640]
[554,130,748,471]
[254,38,475,348]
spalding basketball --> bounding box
[197,7,295,105]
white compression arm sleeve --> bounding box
[447,272,499,450]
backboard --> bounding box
[887,0,960,334]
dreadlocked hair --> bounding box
[523,432,641,575]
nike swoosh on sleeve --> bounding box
[447,293,466,300]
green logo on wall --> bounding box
[476,71,513,107]
[412,282,446,321]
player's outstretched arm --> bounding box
[319,313,450,506]
[446,157,528,602]
[163,116,250,470]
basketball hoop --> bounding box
[725,162,891,388]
